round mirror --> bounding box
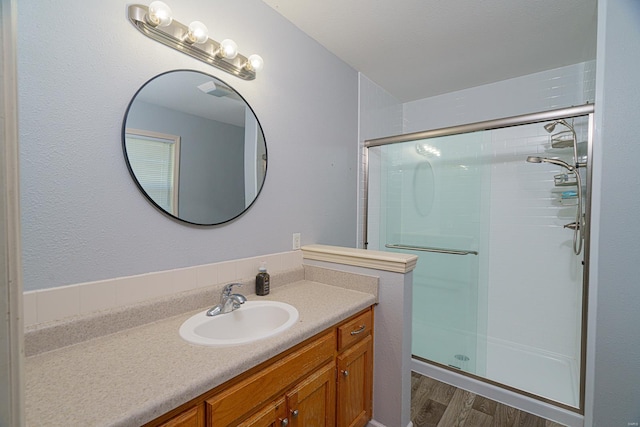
[122,70,267,225]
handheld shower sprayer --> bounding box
[526,156,575,172]
[525,155,583,255]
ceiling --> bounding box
[261,0,598,102]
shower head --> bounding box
[526,156,575,171]
[543,119,573,134]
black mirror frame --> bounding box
[121,69,267,226]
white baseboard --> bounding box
[368,420,413,427]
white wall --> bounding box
[586,0,640,425]
[17,0,358,291]
[403,62,595,133]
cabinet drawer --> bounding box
[207,331,336,426]
[236,397,286,427]
[157,404,204,427]
[337,309,373,351]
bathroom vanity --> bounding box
[24,268,378,426]
[149,308,373,427]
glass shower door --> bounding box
[368,131,489,375]
[365,109,591,409]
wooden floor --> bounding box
[411,372,566,427]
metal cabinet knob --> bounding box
[342,370,349,377]
[291,409,299,417]
[281,418,289,427]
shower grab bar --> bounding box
[385,243,478,256]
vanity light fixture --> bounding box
[128,2,264,80]
[216,39,238,59]
[245,54,264,72]
[146,1,173,27]
[186,21,209,44]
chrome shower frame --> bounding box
[362,103,595,415]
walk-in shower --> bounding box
[363,104,593,425]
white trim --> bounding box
[583,3,607,425]
[412,358,584,427]
[366,420,412,427]
[1,0,24,424]
[301,244,417,273]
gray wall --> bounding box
[587,0,640,425]
[18,0,358,291]
[126,100,246,224]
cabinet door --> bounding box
[206,332,335,426]
[336,335,373,427]
[286,362,336,427]
[158,404,204,427]
[237,398,287,427]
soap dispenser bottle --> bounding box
[256,262,270,296]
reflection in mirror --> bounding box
[122,70,267,225]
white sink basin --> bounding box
[179,300,299,347]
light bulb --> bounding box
[218,39,238,59]
[147,1,173,27]
[187,21,209,44]
[246,54,264,72]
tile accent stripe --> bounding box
[23,251,303,328]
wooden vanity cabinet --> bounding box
[336,335,372,427]
[206,331,336,426]
[233,361,336,427]
[285,362,336,426]
[157,404,205,427]
[144,307,373,427]
[336,310,373,427]
[236,397,286,427]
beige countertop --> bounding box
[25,279,376,426]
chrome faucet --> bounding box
[206,283,247,317]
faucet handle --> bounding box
[222,282,242,297]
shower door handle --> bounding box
[385,243,478,256]
[564,222,579,230]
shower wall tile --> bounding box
[484,120,586,359]
[581,60,596,103]
[357,62,592,370]
[403,61,594,133]
[358,74,403,248]
[358,74,403,141]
